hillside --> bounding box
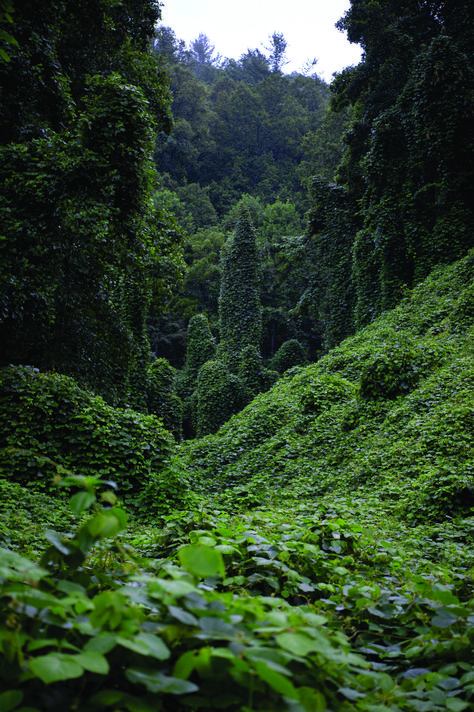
[2,248,474,711]
[179,248,474,524]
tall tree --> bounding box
[331,0,474,328]
[219,203,262,363]
[266,31,289,73]
[0,0,184,404]
[190,32,221,82]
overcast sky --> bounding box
[159,0,362,83]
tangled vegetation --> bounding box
[3,1,474,710]
[2,245,474,711]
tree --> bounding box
[219,203,262,366]
[266,31,289,74]
[0,0,184,405]
[190,32,221,83]
[331,0,474,327]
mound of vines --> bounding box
[0,365,191,516]
[179,248,474,522]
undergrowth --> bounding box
[2,250,474,710]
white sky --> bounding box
[159,0,362,83]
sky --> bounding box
[159,0,362,83]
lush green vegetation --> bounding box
[2,237,474,711]
[2,0,474,710]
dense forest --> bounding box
[2,0,474,710]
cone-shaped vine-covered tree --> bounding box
[219,202,262,365]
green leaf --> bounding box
[253,660,298,699]
[116,637,150,655]
[69,491,95,515]
[29,654,83,683]
[168,604,199,626]
[84,634,117,654]
[125,668,198,694]
[0,690,23,712]
[74,651,109,674]
[339,687,365,701]
[178,544,225,579]
[173,650,198,680]
[44,529,73,555]
[89,691,123,707]
[431,608,459,628]
[275,632,319,656]
[135,633,171,660]
[446,698,470,712]
[0,548,47,583]
[85,508,126,539]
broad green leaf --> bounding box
[87,512,122,538]
[100,490,117,506]
[125,668,198,694]
[57,580,86,595]
[338,687,365,701]
[27,638,59,652]
[178,544,225,579]
[253,660,298,699]
[168,605,199,627]
[0,690,23,712]
[446,698,470,712]
[198,616,236,637]
[74,651,109,674]
[431,608,459,628]
[29,654,83,683]
[0,548,47,583]
[173,650,198,680]
[135,633,170,660]
[431,584,459,606]
[275,632,319,656]
[69,491,95,515]
[89,690,123,706]
[44,530,73,555]
[116,636,150,655]
[148,579,196,597]
[84,634,117,654]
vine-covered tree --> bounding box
[331,0,474,327]
[0,0,184,405]
[219,203,262,365]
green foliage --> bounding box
[359,337,441,400]
[3,479,474,711]
[0,366,177,503]
[153,27,332,213]
[191,361,247,438]
[0,478,75,555]
[303,178,358,348]
[147,358,183,440]
[178,248,474,523]
[300,374,355,415]
[219,203,262,358]
[270,339,308,374]
[331,0,474,326]
[0,1,184,406]
[181,314,217,386]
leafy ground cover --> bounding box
[178,249,474,525]
[2,250,474,710]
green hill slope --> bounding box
[180,249,474,523]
